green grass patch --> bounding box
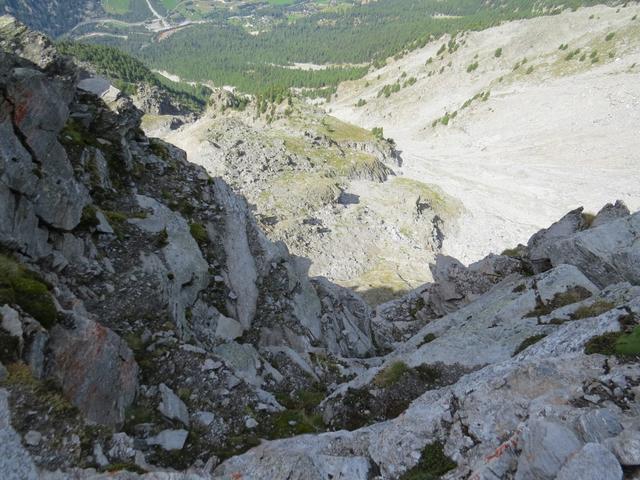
[319,116,374,143]
[102,0,131,15]
[0,255,57,329]
[373,361,410,388]
[400,441,457,480]
[585,325,640,356]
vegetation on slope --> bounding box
[90,0,621,96]
[56,41,212,111]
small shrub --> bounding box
[501,246,522,257]
[512,283,526,293]
[355,98,367,107]
[373,361,410,388]
[157,228,169,247]
[513,334,547,356]
[418,333,436,348]
[525,66,534,74]
[372,127,385,140]
[400,441,457,480]
[466,61,479,73]
[605,32,615,41]
[78,205,100,231]
[494,47,503,58]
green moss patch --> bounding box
[373,361,410,388]
[513,334,547,356]
[189,223,208,244]
[0,254,57,329]
[400,441,457,480]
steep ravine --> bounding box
[1,16,640,480]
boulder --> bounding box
[514,419,583,480]
[605,429,640,466]
[158,383,190,427]
[47,313,138,427]
[547,212,640,288]
[555,443,623,480]
[146,429,189,451]
[575,408,623,443]
[591,200,630,228]
[527,207,586,273]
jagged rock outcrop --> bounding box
[1,17,639,480]
[0,17,375,476]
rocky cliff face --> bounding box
[1,17,640,480]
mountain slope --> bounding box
[329,3,640,264]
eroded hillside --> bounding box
[330,3,640,264]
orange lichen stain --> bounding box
[231,473,243,480]
[484,434,519,462]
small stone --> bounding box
[556,443,623,480]
[95,211,114,234]
[146,429,188,451]
[226,375,242,390]
[1,305,23,337]
[214,275,224,283]
[245,417,258,429]
[228,291,238,300]
[93,443,109,467]
[605,429,640,466]
[24,431,41,446]
[158,383,190,427]
[194,411,216,427]
[203,359,222,371]
[108,432,135,460]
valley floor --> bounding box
[329,3,640,264]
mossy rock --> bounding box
[0,254,57,329]
[400,441,457,480]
